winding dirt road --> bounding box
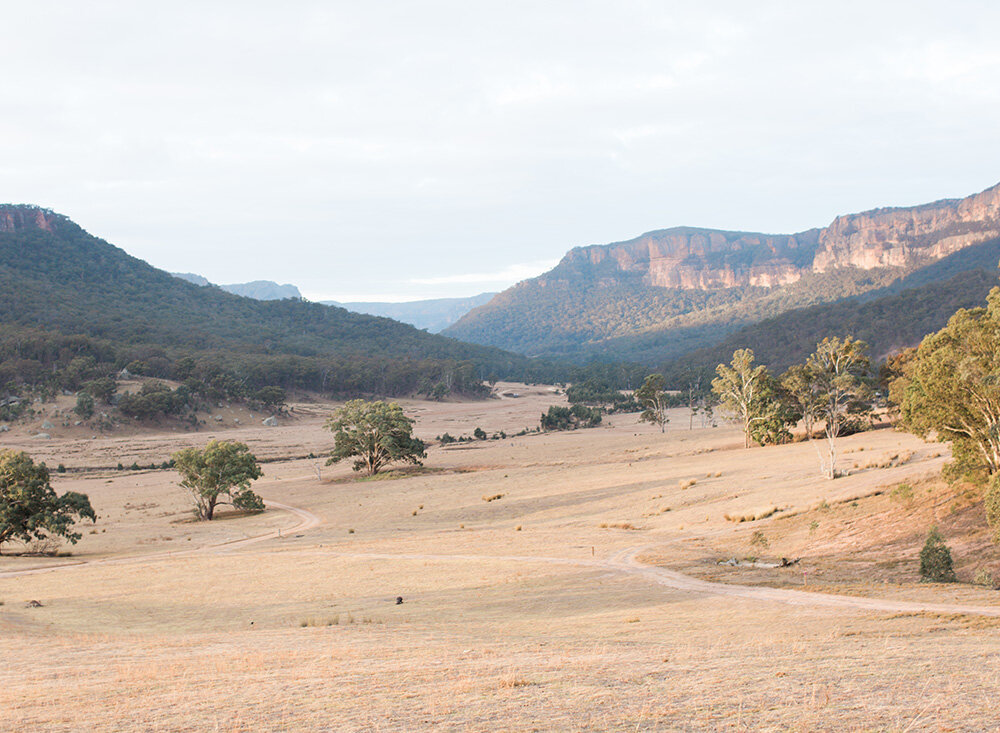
[4,494,999,618]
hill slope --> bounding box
[446,182,1000,362]
[660,242,1000,382]
[0,206,541,394]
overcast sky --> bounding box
[3,1,1000,301]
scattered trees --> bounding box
[172,440,264,520]
[711,349,774,448]
[0,450,95,553]
[807,337,873,479]
[635,373,670,433]
[325,400,426,476]
[540,404,602,431]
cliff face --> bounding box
[0,206,58,233]
[547,182,1000,290]
[812,183,1000,272]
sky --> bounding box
[2,1,1000,302]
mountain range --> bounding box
[445,182,1000,365]
[0,205,561,396]
[323,293,496,333]
[171,273,303,301]
[171,272,495,333]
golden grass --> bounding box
[1,389,991,730]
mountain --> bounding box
[661,248,1000,383]
[445,182,1000,362]
[171,272,303,301]
[326,293,497,333]
[0,205,552,397]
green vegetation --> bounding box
[564,379,639,413]
[919,526,956,582]
[325,400,426,476]
[172,440,264,521]
[540,404,602,431]
[0,207,647,404]
[711,349,786,448]
[635,374,669,433]
[807,337,873,479]
[663,265,1000,384]
[445,239,1000,364]
[0,450,95,553]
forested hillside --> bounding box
[660,266,1000,384]
[446,182,1000,362]
[0,206,590,398]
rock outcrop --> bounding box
[546,182,1000,291]
[0,205,58,233]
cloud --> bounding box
[409,259,559,286]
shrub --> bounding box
[919,526,956,582]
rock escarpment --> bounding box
[546,182,1000,290]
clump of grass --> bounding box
[678,478,697,490]
[749,530,769,549]
[515,525,522,531]
[498,673,534,689]
[482,493,505,502]
[974,568,995,588]
[724,507,783,523]
[598,522,640,530]
[643,506,672,517]
[347,528,355,534]
[809,520,819,534]
[890,482,914,504]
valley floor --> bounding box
[2,385,999,731]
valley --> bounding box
[2,386,998,730]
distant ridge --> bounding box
[172,273,302,301]
[445,181,1000,362]
[327,293,497,333]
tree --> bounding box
[0,450,95,553]
[172,440,264,520]
[919,526,956,582]
[74,391,95,419]
[711,349,774,448]
[636,373,670,433]
[541,404,602,431]
[896,289,1000,484]
[325,400,426,476]
[781,363,823,438]
[807,336,873,479]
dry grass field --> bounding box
[2,383,1000,731]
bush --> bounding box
[473,427,487,440]
[919,526,956,582]
[74,391,94,419]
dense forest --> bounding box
[0,207,647,403]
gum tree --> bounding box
[325,400,426,476]
[173,440,264,520]
[0,450,95,553]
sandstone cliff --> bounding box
[0,205,58,233]
[546,182,1000,290]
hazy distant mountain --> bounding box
[445,181,1000,363]
[171,272,302,300]
[326,293,497,332]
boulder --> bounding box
[0,424,8,432]
[262,416,278,427]
[33,433,50,439]
[41,421,54,430]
